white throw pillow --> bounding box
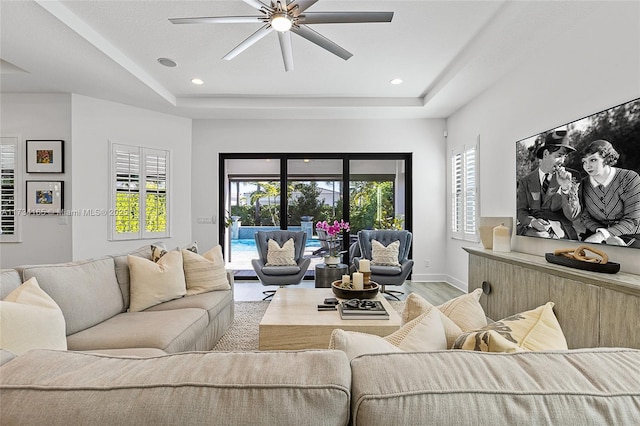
[371,239,401,266]
[0,277,67,355]
[329,306,447,360]
[128,250,187,312]
[182,245,231,295]
[384,307,447,351]
[265,238,296,266]
[329,329,403,361]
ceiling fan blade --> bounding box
[299,11,394,24]
[278,31,294,71]
[288,0,319,15]
[242,0,272,11]
[223,25,274,61]
[169,16,264,25]
[292,25,352,60]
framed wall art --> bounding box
[26,181,64,214]
[26,140,64,173]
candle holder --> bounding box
[362,271,371,286]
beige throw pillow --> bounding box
[384,307,447,351]
[265,238,296,266]
[151,243,169,262]
[0,277,67,355]
[436,288,487,332]
[328,330,402,360]
[329,307,447,360]
[128,251,187,312]
[371,239,401,266]
[182,245,230,295]
[453,302,568,352]
[401,293,464,349]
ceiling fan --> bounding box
[169,0,393,71]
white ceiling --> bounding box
[0,0,611,119]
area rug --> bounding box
[212,300,405,351]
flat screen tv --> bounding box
[516,98,640,249]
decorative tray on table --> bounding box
[331,281,379,299]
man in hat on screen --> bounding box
[517,130,581,239]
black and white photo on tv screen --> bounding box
[516,98,640,249]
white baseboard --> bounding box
[411,273,467,293]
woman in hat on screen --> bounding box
[579,139,640,247]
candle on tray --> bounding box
[352,272,364,290]
[359,259,371,272]
[342,274,351,284]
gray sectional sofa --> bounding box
[2,249,640,425]
[1,347,639,425]
[0,245,234,355]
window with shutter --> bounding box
[1,137,20,242]
[451,141,479,241]
[110,142,169,240]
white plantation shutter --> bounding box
[451,141,479,241]
[1,138,19,242]
[143,148,168,237]
[464,146,477,235]
[111,142,170,240]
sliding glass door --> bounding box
[220,153,411,278]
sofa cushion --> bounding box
[453,302,568,352]
[18,257,123,335]
[144,287,232,322]
[0,269,22,299]
[182,245,230,295]
[0,349,351,426]
[128,251,187,312]
[350,348,640,425]
[0,277,67,355]
[265,238,296,266]
[111,245,153,311]
[66,308,208,353]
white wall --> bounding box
[70,95,193,260]
[0,93,72,267]
[446,1,640,287]
[192,118,448,281]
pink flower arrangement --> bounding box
[316,219,350,237]
[316,220,350,257]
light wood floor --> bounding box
[233,280,464,305]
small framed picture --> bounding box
[26,181,64,214]
[26,140,64,173]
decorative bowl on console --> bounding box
[331,281,379,299]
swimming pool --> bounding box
[231,238,321,252]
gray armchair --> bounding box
[251,230,311,300]
[351,230,413,300]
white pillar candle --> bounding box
[359,259,371,272]
[342,275,351,284]
[352,272,364,290]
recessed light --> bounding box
[157,57,177,67]
[191,78,204,85]
[390,78,403,85]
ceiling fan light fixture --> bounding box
[271,13,293,32]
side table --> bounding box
[315,263,348,288]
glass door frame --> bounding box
[219,152,412,274]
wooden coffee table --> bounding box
[258,287,401,350]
